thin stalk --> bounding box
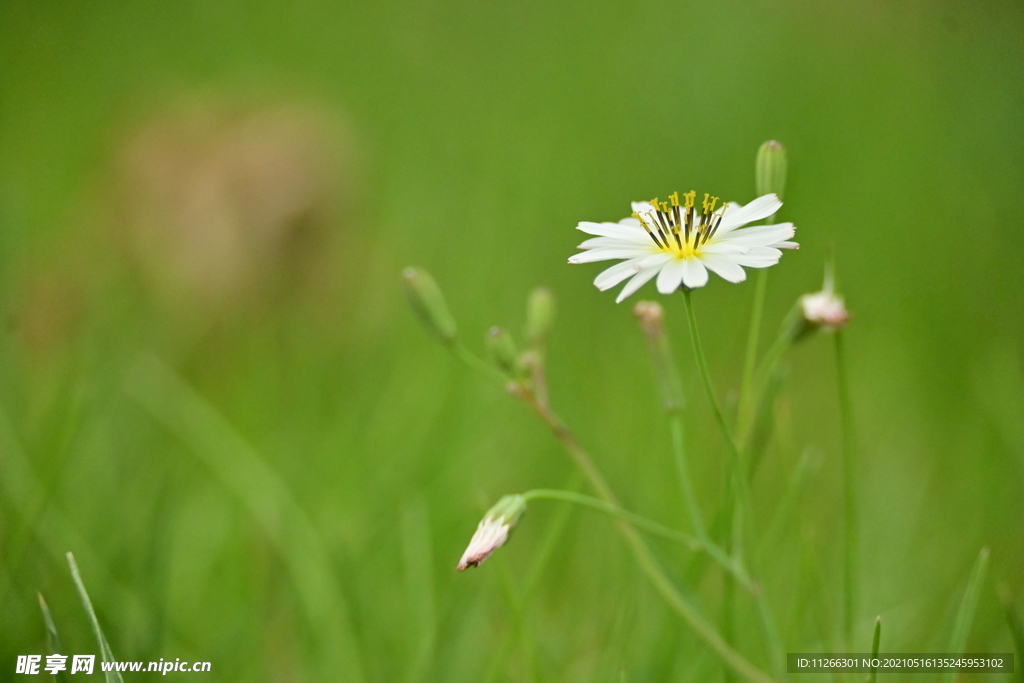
[835,330,857,647]
[523,488,753,590]
[738,199,778,432]
[521,392,775,683]
[738,269,770,426]
[452,340,778,683]
[453,342,510,386]
[671,413,708,541]
[683,291,784,680]
[523,489,699,549]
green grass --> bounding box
[1,0,1023,680]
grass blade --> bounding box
[941,547,989,683]
[124,354,365,683]
[867,616,881,683]
[66,552,124,683]
[37,593,71,683]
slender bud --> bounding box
[524,286,556,348]
[457,494,527,571]
[485,326,518,374]
[402,267,457,344]
[755,140,788,207]
[632,301,685,412]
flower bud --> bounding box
[402,267,457,344]
[786,264,851,341]
[457,494,527,570]
[800,291,850,331]
[632,301,685,412]
[485,326,518,374]
[524,286,556,348]
[755,140,788,202]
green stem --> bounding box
[738,269,770,425]
[450,329,778,683]
[738,303,798,453]
[671,414,707,541]
[453,342,510,386]
[523,489,699,548]
[521,395,776,683]
[683,291,785,680]
[835,330,857,647]
[523,488,753,590]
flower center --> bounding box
[632,191,729,258]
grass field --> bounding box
[1,0,1023,680]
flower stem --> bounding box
[453,342,511,386]
[835,330,857,647]
[738,269,770,427]
[523,489,699,548]
[518,392,775,683]
[671,414,707,541]
[523,488,754,590]
[683,290,785,679]
[449,333,778,683]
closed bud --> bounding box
[787,263,851,342]
[402,267,457,344]
[799,291,850,332]
[457,494,527,570]
[632,301,685,412]
[524,287,556,348]
[486,326,518,374]
[755,140,788,202]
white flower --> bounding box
[568,192,798,302]
[457,516,512,570]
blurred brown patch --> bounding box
[13,250,90,357]
[114,100,353,316]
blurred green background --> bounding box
[1,0,1023,680]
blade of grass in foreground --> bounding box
[867,616,881,683]
[998,588,1024,683]
[941,547,989,683]
[125,354,365,683]
[67,553,124,683]
[37,593,71,683]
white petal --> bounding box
[615,264,663,303]
[656,258,687,294]
[699,242,750,255]
[699,253,747,283]
[773,240,799,250]
[716,194,782,233]
[568,246,654,264]
[578,235,649,249]
[734,246,782,268]
[718,223,795,248]
[576,221,645,239]
[680,258,709,288]
[594,257,646,290]
[637,252,674,269]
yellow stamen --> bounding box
[669,191,680,207]
[683,191,696,209]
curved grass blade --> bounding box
[941,547,989,683]
[66,553,124,683]
[37,593,71,683]
[867,616,881,683]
